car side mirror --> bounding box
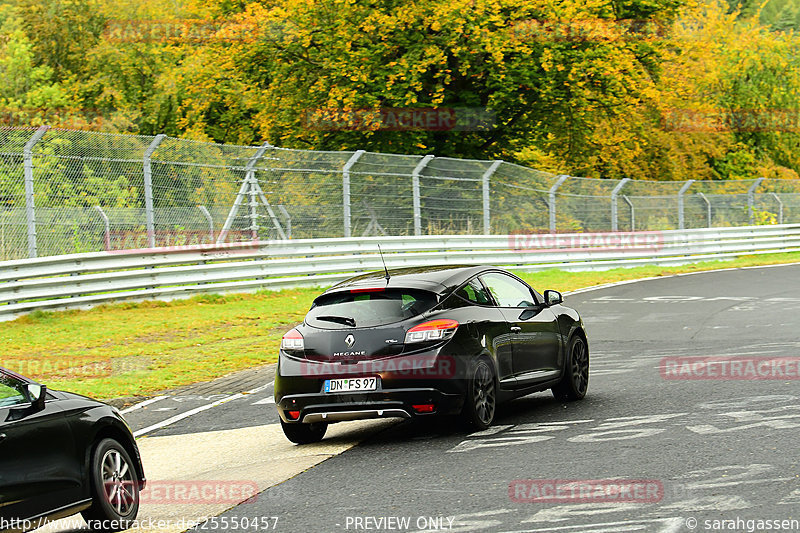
[27,383,46,410]
[544,290,563,306]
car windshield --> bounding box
[306,289,438,329]
[0,374,27,408]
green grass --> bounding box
[2,251,799,400]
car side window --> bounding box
[480,273,538,308]
[455,278,493,306]
[0,375,28,408]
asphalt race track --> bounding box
[42,264,800,533]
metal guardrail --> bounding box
[1,224,799,320]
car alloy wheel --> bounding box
[82,438,140,531]
[570,337,589,396]
[101,448,137,516]
[552,335,589,401]
[463,359,496,430]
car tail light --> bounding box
[281,328,304,352]
[412,404,435,413]
[287,410,301,420]
[404,319,459,344]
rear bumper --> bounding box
[275,387,464,424]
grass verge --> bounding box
[2,251,799,399]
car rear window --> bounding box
[306,288,438,329]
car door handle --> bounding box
[510,326,522,333]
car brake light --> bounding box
[281,328,304,351]
[404,319,459,344]
[412,404,435,413]
[287,410,301,420]
[350,287,385,293]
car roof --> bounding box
[0,366,30,382]
[325,265,505,295]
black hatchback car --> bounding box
[275,265,589,444]
[0,368,144,532]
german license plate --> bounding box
[324,377,378,393]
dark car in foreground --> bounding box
[274,265,589,444]
[0,368,144,532]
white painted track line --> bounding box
[120,395,168,414]
[132,381,275,437]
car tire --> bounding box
[461,358,497,431]
[280,420,328,444]
[552,334,589,401]
[81,438,140,531]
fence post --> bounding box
[197,205,214,242]
[22,125,49,258]
[770,193,784,224]
[549,175,569,233]
[481,160,502,235]
[93,206,110,251]
[143,134,166,248]
[621,195,635,231]
[278,205,292,239]
[677,179,695,230]
[747,177,765,225]
[217,142,277,243]
[342,150,365,238]
[610,178,630,232]
[697,192,712,228]
[412,155,434,236]
[247,142,272,241]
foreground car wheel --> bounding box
[281,420,328,444]
[81,438,139,531]
[462,359,496,430]
[552,335,589,401]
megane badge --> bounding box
[345,334,355,348]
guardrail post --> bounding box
[677,179,695,230]
[621,195,635,230]
[770,193,784,224]
[197,205,214,242]
[342,150,365,238]
[481,160,502,235]
[412,155,434,236]
[143,134,166,248]
[747,177,765,225]
[23,125,49,258]
[548,175,569,233]
[93,206,110,251]
[610,178,630,232]
[697,192,712,228]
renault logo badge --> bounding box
[345,334,355,348]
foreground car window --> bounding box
[480,273,538,308]
[0,375,28,407]
[307,289,438,328]
[455,278,493,305]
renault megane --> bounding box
[274,265,589,444]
